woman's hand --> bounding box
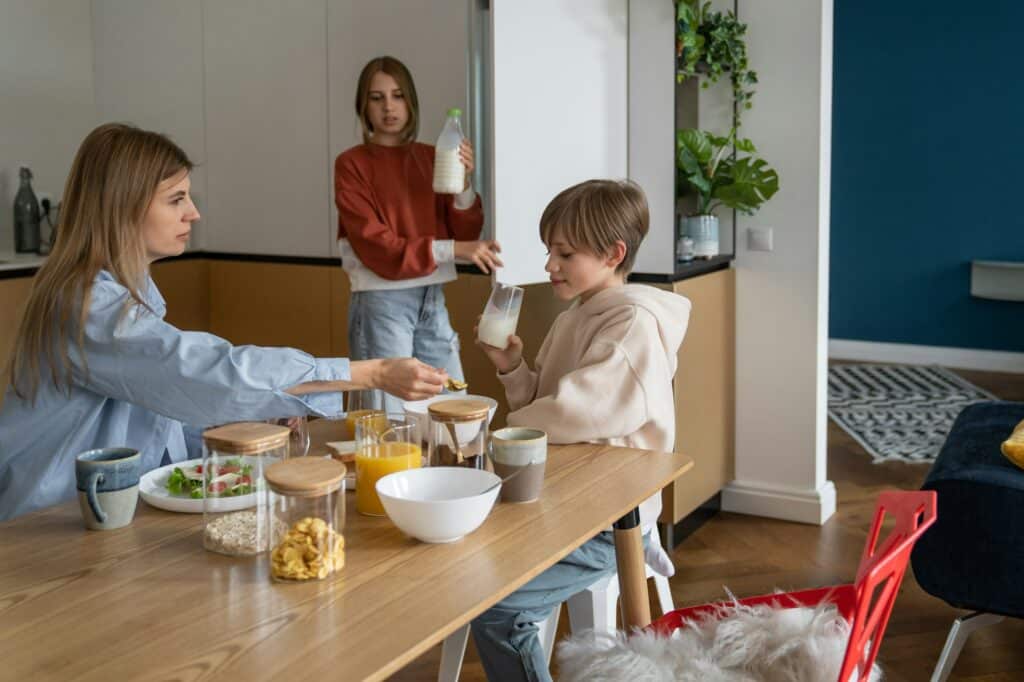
[340,358,445,400]
[459,140,475,190]
[474,316,524,374]
[454,240,503,274]
[372,358,446,400]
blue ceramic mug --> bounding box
[75,448,141,530]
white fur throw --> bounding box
[556,597,883,682]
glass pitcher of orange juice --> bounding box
[354,413,420,516]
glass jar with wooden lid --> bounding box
[201,422,290,556]
[265,457,347,582]
[427,399,491,469]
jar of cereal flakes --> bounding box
[201,422,290,556]
[265,457,347,583]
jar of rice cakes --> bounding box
[264,457,347,583]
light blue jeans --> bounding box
[471,532,620,682]
[348,285,465,413]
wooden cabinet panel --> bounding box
[0,277,34,397]
[328,267,350,358]
[661,267,736,524]
[208,261,333,357]
[151,259,209,332]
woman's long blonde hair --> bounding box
[7,122,193,402]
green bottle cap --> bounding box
[447,107,462,118]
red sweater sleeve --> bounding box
[443,193,484,241]
[335,153,437,280]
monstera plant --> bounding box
[676,128,778,258]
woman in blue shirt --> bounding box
[0,122,447,521]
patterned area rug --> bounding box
[828,364,997,464]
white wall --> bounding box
[723,0,835,524]
[91,0,207,251]
[0,0,95,253]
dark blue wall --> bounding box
[830,1,1024,351]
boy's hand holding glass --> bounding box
[475,315,524,374]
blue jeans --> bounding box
[348,285,464,413]
[471,533,620,682]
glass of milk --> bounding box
[478,282,524,350]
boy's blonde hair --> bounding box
[539,179,649,274]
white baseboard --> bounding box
[829,339,1024,374]
[722,480,837,525]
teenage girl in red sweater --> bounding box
[335,56,501,412]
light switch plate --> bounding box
[748,227,773,252]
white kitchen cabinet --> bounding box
[478,0,629,286]
[92,0,207,250]
[202,0,330,257]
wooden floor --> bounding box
[392,367,1024,681]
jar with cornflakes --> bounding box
[264,457,347,583]
[201,422,290,556]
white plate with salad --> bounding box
[139,457,263,514]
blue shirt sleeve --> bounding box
[71,279,348,427]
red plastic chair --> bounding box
[651,491,937,682]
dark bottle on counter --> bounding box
[13,166,41,253]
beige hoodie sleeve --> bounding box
[497,361,538,412]
[497,325,555,411]
[505,339,648,444]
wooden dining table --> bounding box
[0,419,692,681]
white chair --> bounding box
[438,528,674,682]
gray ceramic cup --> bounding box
[75,448,141,530]
[489,427,547,503]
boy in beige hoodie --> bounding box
[470,179,691,682]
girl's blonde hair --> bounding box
[539,179,650,275]
[354,56,420,145]
[7,122,193,402]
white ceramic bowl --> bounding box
[376,467,501,543]
[402,394,499,445]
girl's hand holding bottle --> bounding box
[474,316,523,374]
[458,140,474,191]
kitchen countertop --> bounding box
[0,250,734,284]
[0,251,46,278]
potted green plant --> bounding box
[676,1,758,126]
[676,128,779,258]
